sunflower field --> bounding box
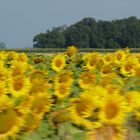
[1,46,140,140]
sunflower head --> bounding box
[79,71,95,89]
[51,54,66,72]
[30,70,47,85]
[67,45,78,57]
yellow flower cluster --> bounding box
[1,46,140,140]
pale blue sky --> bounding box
[0,0,140,48]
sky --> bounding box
[0,0,140,48]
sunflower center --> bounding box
[55,59,62,67]
[105,56,111,62]
[102,67,111,74]
[14,78,24,91]
[58,86,67,94]
[0,109,17,134]
[105,102,118,119]
[116,53,122,60]
[125,63,133,71]
[76,101,89,116]
[89,58,97,66]
[83,76,92,84]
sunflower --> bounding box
[124,91,140,111]
[17,52,28,62]
[78,71,95,89]
[69,91,101,129]
[31,93,52,115]
[83,53,101,71]
[113,50,127,65]
[0,51,7,61]
[101,65,114,76]
[134,66,140,77]
[54,83,71,99]
[66,45,78,57]
[54,70,73,86]
[29,70,47,85]
[6,51,18,61]
[120,60,135,76]
[0,61,7,82]
[21,112,41,132]
[102,53,113,65]
[0,95,25,140]
[51,54,66,72]
[99,94,129,125]
[22,93,52,132]
[7,61,28,78]
[8,76,30,98]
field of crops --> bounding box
[1,46,140,140]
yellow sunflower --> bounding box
[17,52,28,62]
[83,53,101,71]
[0,61,7,82]
[66,45,78,57]
[8,76,30,98]
[29,70,47,85]
[102,53,113,65]
[6,51,18,61]
[99,94,129,125]
[54,83,71,99]
[0,51,7,61]
[113,49,127,65]
[51,54,66,72]
[78,71,95,89]
[69,91,101,129]
[22,93,52,132]
[120,60,135,76]
[0,95,25,140]
[29,70,48,94]
[124,91,140,111]
[54,70,73,86]
[7,60,28,78]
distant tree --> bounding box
[0,42,6,48]
[65,17,96,48]
[33,16,140,49]
[33,33,47,48]
[33,26,66,48]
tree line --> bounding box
[33,16,140,49]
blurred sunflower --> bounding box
[17,52,28,62]
[30,70,47,85]
[78,71,95,89]
[0,95,25,140]
[102,53,113,65]
[99,94,129,125]
[113,50,127,65]
[54,83,71,99]
[83,53,101,71]
[66,45,78,57]
[69,91,101,129]
[8,76,30,98]
[51,54,66,72]
[120,60,135,76]
[54,70,73,86]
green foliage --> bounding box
[33,16,140,49]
